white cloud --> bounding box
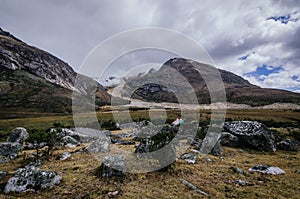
[0,0,299,91]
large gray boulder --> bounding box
[223,121,276,152]
[4,167,61,193]
[99,155,126,178]
[7,127,29,144]
[0,142,22,159]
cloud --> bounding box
[0,0,300,91]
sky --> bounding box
[0,0,300,92]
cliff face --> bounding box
[0,28,111,113]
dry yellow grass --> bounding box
[0,145,299,199]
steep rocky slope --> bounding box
[0,28,111,113]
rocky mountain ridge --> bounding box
[122,58,300,106]
[0,28,111,113]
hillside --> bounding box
[122,58,300,106]
[0,28,111,113]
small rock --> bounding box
[180,178,208,196]
[276,139,299,151]
[237,149,244,153]
[202,157,214,162]
[180,152,196,164]
[0,171,7,179]
[233,180,249,186]
[108,190,122,198]
[249,165,285,175]
[295,170,300,174]
[7,127,29,144]
[60,152,71,161]
[230,167,244,175]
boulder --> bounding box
[0,142,22,159]
[87,136,110,153]
[55,128,111,143]
[248,165,285,175]
[223,121,276,152]
[7,127,29,144]
[4,168,61,193]
[99,155,126,178]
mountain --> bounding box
[121,58,300,106]
[0,28,111,114]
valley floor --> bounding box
[0,145,299,198]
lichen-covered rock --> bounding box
[4,168,61,193]
[223,121,276,152]
[87,136,110,153]
[7,127,29,144]
[99,155,126,178]
[248,165,285,175]
[0,142,22,159]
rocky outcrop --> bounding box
[223,121,276,152]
